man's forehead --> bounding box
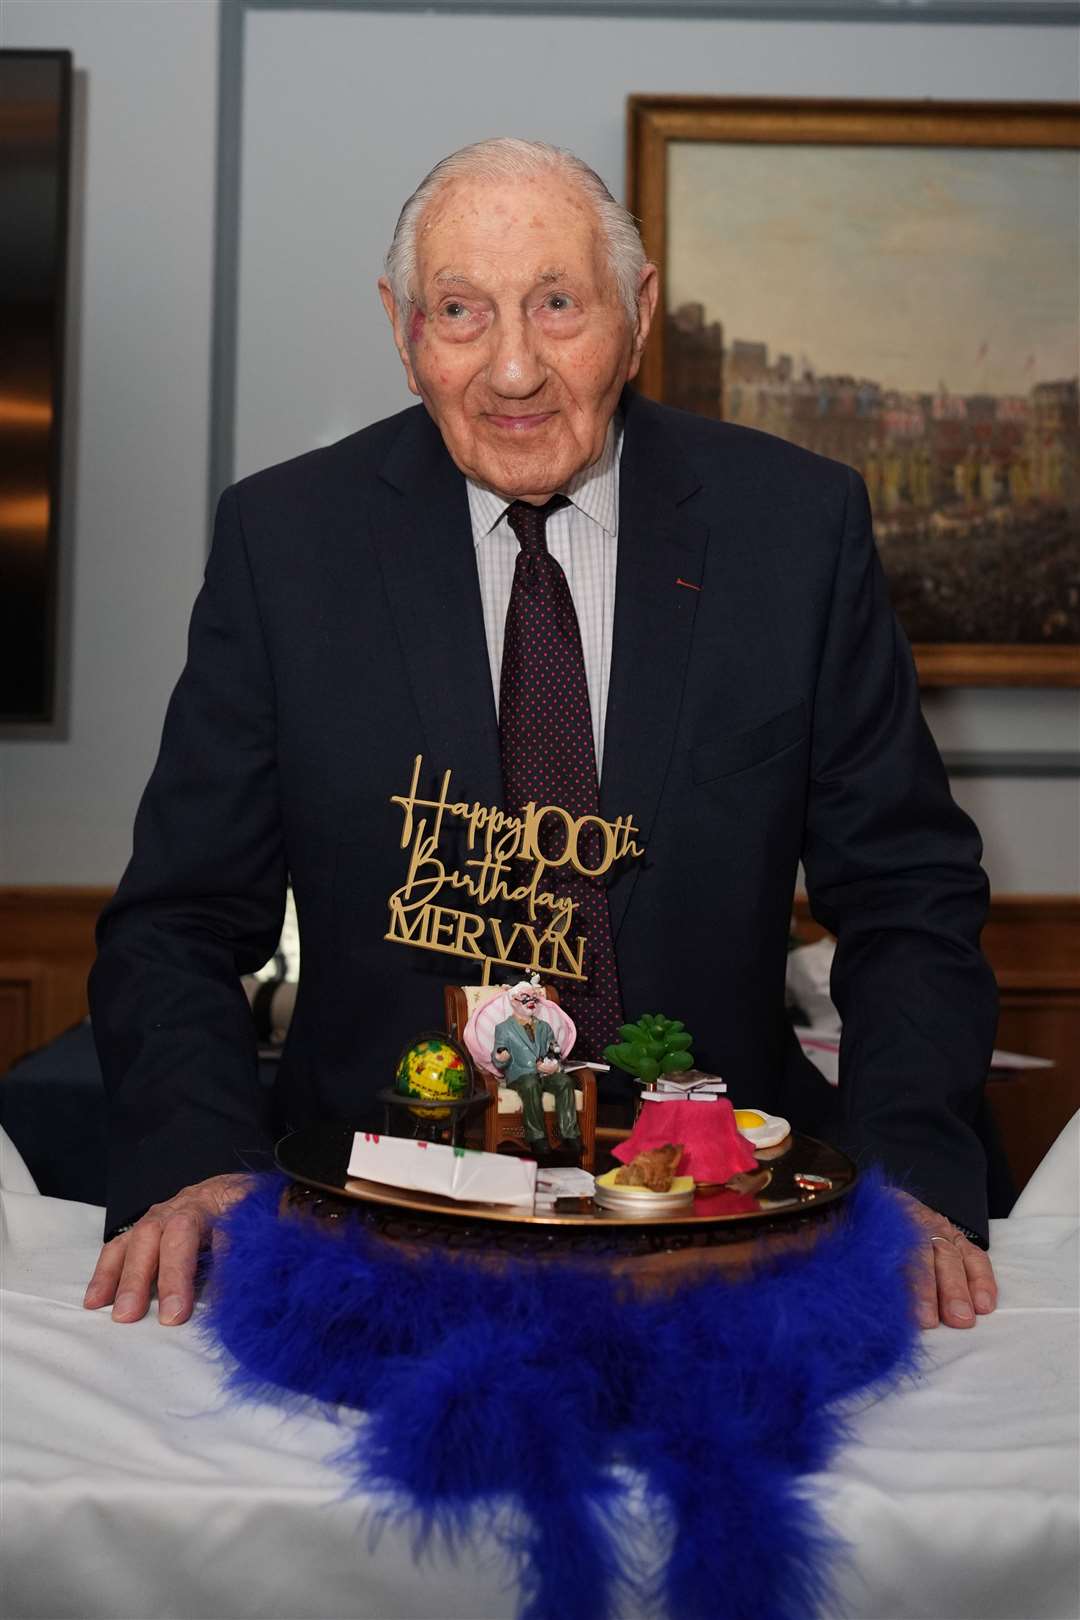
[431,264,570,292]
[415,178,603,267]
[424,171,594,220]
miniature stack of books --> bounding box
[640,1071,728,1104]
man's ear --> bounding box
[378,276,421,397]
[626,263,660,382]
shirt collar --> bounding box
[466,416,622,542]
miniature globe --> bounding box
[394,1034,471,1120]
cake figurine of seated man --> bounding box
[491,980,582,1166]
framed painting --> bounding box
[627,97,1080,686]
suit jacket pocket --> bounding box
[691,701,808,784]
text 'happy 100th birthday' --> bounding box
[385,754,644,983]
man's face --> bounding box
[379,173,657,503]
[510,987,542,1020]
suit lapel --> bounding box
[369,407,503,810]
[601,392,707,939]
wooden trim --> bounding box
[628,96,1080,149]
[0,886,111,1072]
[915,644,1080,688]
[3,887,1077,1195]
[794,893,1080,986]
[977,895,1080,986]
[0,885,111,941]
[4,890,1076,1003]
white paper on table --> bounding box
[796,1027,840,1085]
[989,1049,1054,1071]
[786,938,841,1030]
[533,1167,596,1207]
[347,1133,537,1209]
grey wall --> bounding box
[923,689,1079,888]
[1,0,1077,890]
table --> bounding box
[0,1022,110,1205]
[2,1118,1077,1620]
[0,1020,280,1206]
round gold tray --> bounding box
[275,1126,857,1290]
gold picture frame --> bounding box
[627,96,1080,687]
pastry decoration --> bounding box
[613,1142,685,1193]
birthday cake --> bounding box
[205,761,901,1620]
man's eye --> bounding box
[443,302,467,319]
[545,294,572,311]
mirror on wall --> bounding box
[0,49,71,723]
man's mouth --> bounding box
[485,412,555,433]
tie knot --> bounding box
[505,494,570,553]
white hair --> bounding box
[385,138,648,326]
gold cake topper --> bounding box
[386,755,644,984]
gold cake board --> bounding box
[276,1126,858,1297]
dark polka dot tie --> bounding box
[499,496,624,1058]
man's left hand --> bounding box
[901,1191,998,1330]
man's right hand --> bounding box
[83,1172,251,1327]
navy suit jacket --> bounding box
[90,389,997,1238]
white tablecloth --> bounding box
[2,1120,1078,1620]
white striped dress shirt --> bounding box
[467,419,621,776]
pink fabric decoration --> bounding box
[611,1098,758,1184]
[463,990,577,1077]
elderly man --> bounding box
[85,138,998,1337]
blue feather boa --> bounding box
[204,1171,921,1620]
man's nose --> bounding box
[487,313,545,398]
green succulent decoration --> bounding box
[603,1014,694,1087]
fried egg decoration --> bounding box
[734,1109,791,1149]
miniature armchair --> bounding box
[443,982,598,1172]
